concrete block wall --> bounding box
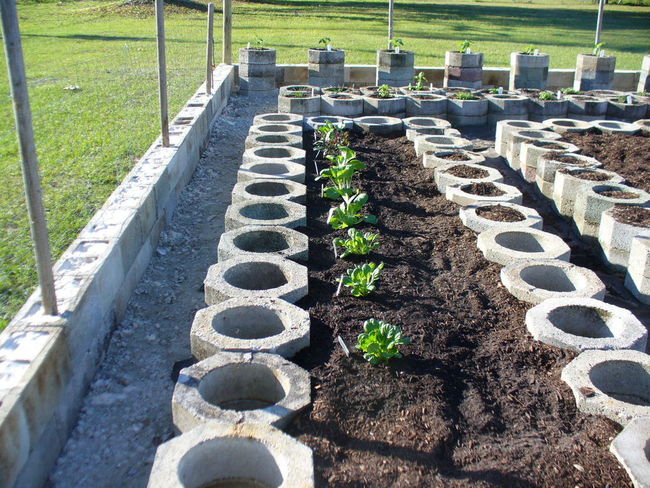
[0,65,235,488]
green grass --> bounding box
[1,0,649,329]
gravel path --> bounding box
[49,95,273,488]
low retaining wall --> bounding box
[271,64,640,92]
[0,65,235,488]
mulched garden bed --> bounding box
[562,131,650,193]
[288,131,631,487]
[612,205,650,227]
[476,204,525,222]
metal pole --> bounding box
[155,0,169,147]
[0,0,58,315]
[595,0,605,45]
[388,0,394,49]
[222,0,232,64]
[206,2,215,94]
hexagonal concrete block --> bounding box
[626,235,650,305]
[552,167,624,218]
[477,227,571,266]
[414,134,473,157]
[422,149,485,169]
[402,116,451,141]
[599,206,650,271]
[237,160,306,184]
[459,202,543,234]
[147,421,314,488]
[592,119,640,135]
[495,119,548,156]
[610,416,650,488]
[253,112,304,127]
[519,139,579,183]
[244,132,304,149]
[536,152,603,198]
[446,181,523,206]
[545,118,593,133]
[204,255,308,306]
[353,116,404,135]
[505,128,561,170]
[304,115,353,132]
[249,123,303,138]
[561,349,650,426]
[172,352,310,432]
[218,225,308,262]
[225,199,306,231]
[501,259,605,305]
[231,178,307,205]
[243,146,306,167]
[434,163,503,193]
[190,297,310,360]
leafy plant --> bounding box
[488,88,500,94]
[254,37,264,48]
[523,45,536,55]
[356,319,411,364]
[290,91,307,98]
[562,87,581,95]
[455,91,479,100]
[327,86,348,93]
[377,84,393,98]
[327,192,377,229]
[412,71,428,91]
[334,228,381,258]
[340,262,384,297]
[459,39,472,53]
[319,37,332,47]
[316,148,365,200]
[313,121,350,158]
[593,42,605,56]
[538,90,556,100]
[390,38,404,49]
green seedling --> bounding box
[523,45,536,55]
[254,37,264,48]
[412,71,428,91]
[313,121,350,158]
[390,38,404,49]
[455,91,479,100]
[334,228,381,258]
[377,84,393,98]
[356,318,411,364]
[327,192,377,229]
[340,262,384,297]
[538,90,556,100]
[319,37,332,47]
[459,39,472,53]
[593,42,605,56]
[317,147,365,200]
[562,87,581,95]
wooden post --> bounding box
[0,0,58,315]
[595,0,605,45]
[206,2,215,94]
[155,0,169,146]
[388,0,394,49]
[222,0,232,65]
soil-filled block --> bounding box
[304,115,353,132]
[172,352,310,431]
[414,134,473,157]
[501,259,605,305]
[218,225,308,262]
[495,119,548,157]
[423,150,485,169]
[625,235,650,305]
[253,113,303,127]
[519,140,579,183]
[552,167,624,218]
[459,202,543,233]
[566,95,608,121]
[147,422,314,488]
[446,181,523,206]
[321,94,364,118]
[545,118,593,134]
[505,129,561,171]
[561,349,650,426]
[536,152,603,199]
[599,207,650,271]
[610,417,650,488]
[243,146,306,167]
[402,116,451,141]
[237,160,306,184]
[204,255,308,306]
[231,179,307,205]
[244,133,304,149]
[591,120,640,135]
[225,199,306,231]
[477,227,571,266]
[434,163,503,193]
[190,297,310,360]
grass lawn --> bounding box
[0,0,648,329]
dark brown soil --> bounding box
[464,182,505,196]
[558,169,611,181]
[439,152,472,161]
[286,93,309,98]
[533,141,566,150]
[445,164,489,179]
[562,132,650,192]
[288,132,631,488]
[413,94,439,100]
[476,205,526,222]
[612,205,650,227]
[597,189,640,199]
[541,154,582,164]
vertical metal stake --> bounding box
[595,0,605,45]
[155,0,169,147]
[206,2,215,94]
[222,0,232,65]
[0,0,58,315]
[388,0,394,48]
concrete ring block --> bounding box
[224,200,306,231]
[625,236,650,306]
[253,113,303,127]
[459,202,543,233]
[446,114,488,127]
[147,421,314,488]
[561,349,650,426]
[279,84,321,96]
[519,139,580,183]
[243,146,306,167]
[249,123,303,137]
[204,255,308,306]
[495,119,548,156]
[238,161,305,184]
[353,116,404,135]
[403,116,451,141]
[486,94,529,114]
[218,225,308,262]
[172,352,310,431]
[599,206,650,271]
[277,93,321,117]
[610,416,650,488]
[304,115,353,132]
[592,120,640,135]
[190,297,310,360]
[446,181,523,206]
[434,163,503,193]
[501,259,605,305]
[506,129,562,170]
[414,134,473,157]
[536,152,603,191]
[244,133,304,149]
[320,93,364,117]
[232,179,306,205]
[545,118,594,133]
[362,95,406,117]
[634,119,650,135]
[528,298,647,353]
[476,227,571,265]
[552,167,625,218]
[422,149,485,169]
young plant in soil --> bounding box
[593,42,605,56]
[458,39,472,53]
[340,262,385,297]
[454,91,480,100]
[389,38,404,52]
[319,37,332,48]
[408,71,428,91]
[327,192,377,229]
[313,121,350,158]
[377,84,393,99]
[317,147,365,200]
[538,90,556,100]
[356,318,411,364]
[523,44,536,55]
[334,228,381,258]
[562,87,581,95]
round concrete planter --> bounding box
[444,51,484,89]
[599,206,650,271]
[279,84,321,96]
[376,49,415,87]
[509,52,550,90]
[277,92,321,117]
[239,47,277,95]
[243,146,306,167]
[218,225,309,262]
[405,94,448,117]
[592,119,640,135]
[231,179,306,204]
[224,199,306,231]
[528,96,569,122]
[353,116,403,135]
[237,160,306,184]
[519,139,579,183]
[606,96,647,122]
[494,119,548,156]
[446,181,523,206]
[362,93,406,117]
[501,259,605,305]
[244,133,304,150]
[190,297,310,360]
[423,149,485,169]
[486,94,529,126]
[308,48,345,88]
[434,163,503,193]
[545,118,593,134]
[566,95,608,121]
[505,128,562,171]
[253,113,303,127]
[320,93,363,117]
[610,417,650,488]
[447,95,488,126]
[147,422,314,488]
[414,134,473,156]
[249,123,303,137]
[402,116,451,141]
[552,167,624,218]
[459,202,543,233]
[574,54,616,92]
[476,227,571,266]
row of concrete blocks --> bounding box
[402,119,650,487]
[147,113,318,487]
